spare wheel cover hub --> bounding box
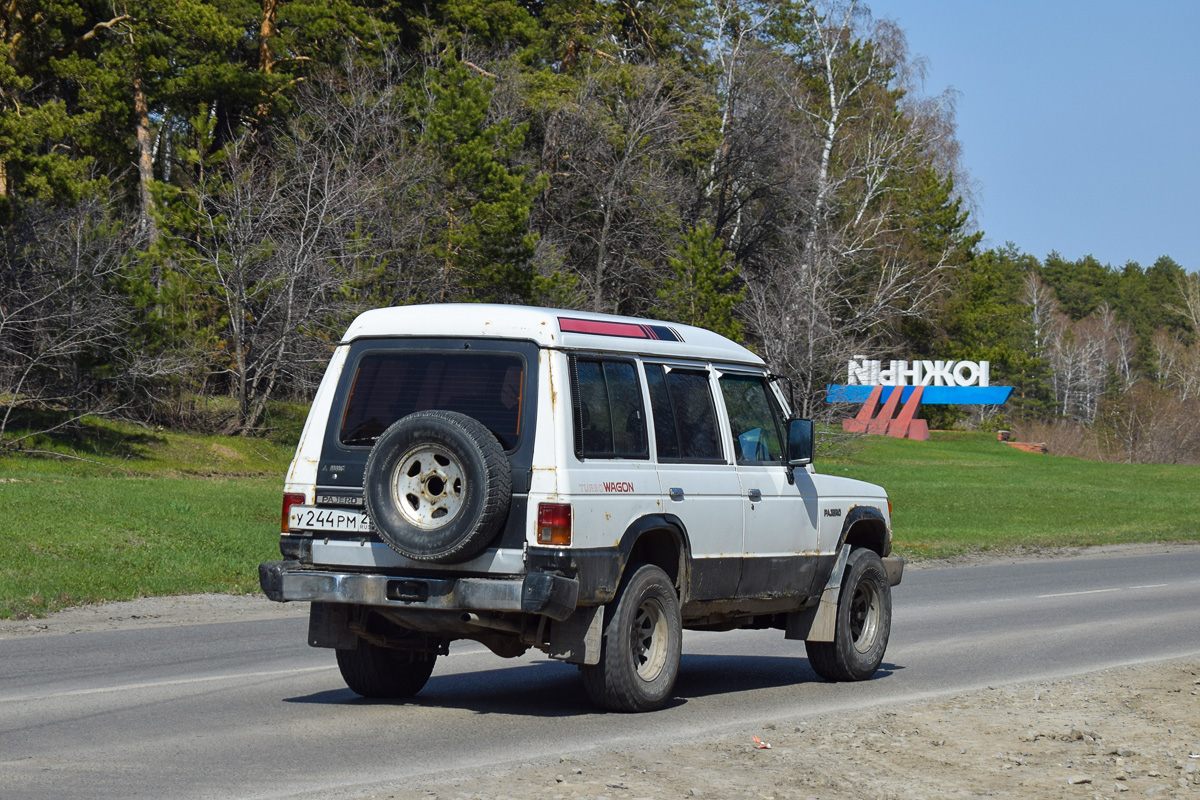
[389,443,467,529]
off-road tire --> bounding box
[806,547,891,682]
[336,638,438,698]
[363,410,511,563]
[581,564,682,713]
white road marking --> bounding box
[1038,588,1122,599]
[1039,583,1175,599]
[0,664,336,704]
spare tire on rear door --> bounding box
[363,410,511,563]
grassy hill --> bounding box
[822,431,1200,558]
[0,416,295,618]
[2,421,1197,618]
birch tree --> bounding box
[739,0,971,413]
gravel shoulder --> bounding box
[374,657,1200,800]
[0,591,308,638]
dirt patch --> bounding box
[906,541,1199,570]
[374,658,1200,800]
[0,592,306,638]
[210,443,246,460]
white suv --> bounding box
[260,304,902,712]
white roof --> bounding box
[341,304,764,366]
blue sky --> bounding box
[866,0,1200,272]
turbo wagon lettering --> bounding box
[260,303,902,712]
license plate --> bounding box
[288,505,373,533]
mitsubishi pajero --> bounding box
[259,304,902,712]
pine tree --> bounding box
[422,54,544,302]
[658,221,744,340]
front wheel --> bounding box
[336,638,438,698]
[581,564,682,712]
[806,547,892,682]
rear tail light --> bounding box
[537,503,572,546]
[282,493,306,533]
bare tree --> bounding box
[0,198,134,447]
[1151,330,1200,403]
[172,134,376,432]
[1021,272,1059,358]
[1048,306,1136,423]
[157,57,446,433]
[1175,270,1200,337]
[536,66,699,314]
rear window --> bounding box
[570,357,648,459]
[339,352,524,449]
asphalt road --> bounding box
[4,550,1199,800]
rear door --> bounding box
[644,363,743,600]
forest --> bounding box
[1,0,1197,463]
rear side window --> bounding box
[570,358,648,459]
[645,365,724,462]
[339,352,524,449]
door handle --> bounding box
[669,487,685,501]
[747,489,762,501]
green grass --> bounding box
[821,431,1200,559]
[3,422,1198,618]
[0,473,281,618]
[0,415,296,618]
[0,405,301,476]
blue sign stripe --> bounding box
[825,385,1014,405]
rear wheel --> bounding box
[336,638,437,698]
[806,547,891,682]
[581,564,682,712]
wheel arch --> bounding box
[618,514,690,598]
[838,504,891,557]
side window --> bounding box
[719,374,785,464]
[645,365,724,462]
[571,358,648,459]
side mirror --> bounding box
[786,418,814,466]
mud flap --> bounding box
[784,546,849,643]
[308,602,358,649]
[548,605,604,665]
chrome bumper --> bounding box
[258,561,579,621]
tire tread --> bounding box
[581,563,682,713]
[336,638,437,698]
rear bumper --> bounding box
[258,560,579,621]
